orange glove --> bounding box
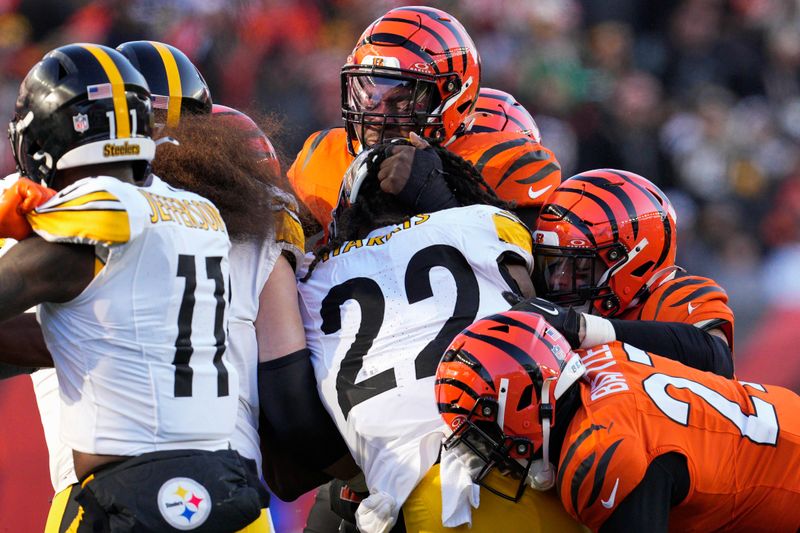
[0,177,56,240]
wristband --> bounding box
[580,313,616,348]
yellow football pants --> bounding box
[402,464,588,532]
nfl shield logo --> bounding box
[73,113,89,133]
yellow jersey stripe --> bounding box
[152,41,183,128]
[275,210,305,250]
[30,209,131,245]
[50,191,121,209]
[80,44,130,138]
[493,212,532,252]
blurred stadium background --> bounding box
[1,0,799,530]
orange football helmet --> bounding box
[341,6,481,154]
[211,104,280,177]
[436,310,585,501]
[465,87,541,142]
[532,169,678,316]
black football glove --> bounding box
[502,292,582,349]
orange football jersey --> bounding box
[618,272,735,347]
[287,128,561,230]
[557,341,800,532]
[286,128,354,230]
[447,130,561,207]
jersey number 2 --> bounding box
[321,245,480,419]
[641,373,779,445]
[173,254,229,398]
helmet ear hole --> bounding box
[630,260,654,278]
[57,62,68,80]
[516,384,533,411]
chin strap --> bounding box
[529,353,587,491]
[529,376,556,490]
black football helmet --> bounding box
[117,40,212,127]
[9,43,155,187]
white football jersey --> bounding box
[30,368,77,493]
[227,201,304,471]
[33,175,238,456]
[297,205,533,509]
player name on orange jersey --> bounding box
[581,344,630,401]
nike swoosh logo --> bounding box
[687,302,699,314]
[529,302,559,316]
[601,478,620,509]
[528,184,552,200]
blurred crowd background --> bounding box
[1,0,799,531]
[1,0,798,384]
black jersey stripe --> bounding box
[473,137,529,173]
[585,438,624,508]
[653,278,707,318]
[556,423,606,492]
[571,452,596,515]
[668,285,726,307]
[302,128,331,170]
[495,149,555,188]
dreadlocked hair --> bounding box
[153,113,281,242]
[302,142,513,281]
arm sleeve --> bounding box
[599,452,689,533]
[258,348,350,471]
[608,319,734,378]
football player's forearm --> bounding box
[0,236,93,321]
[608,319,734,378]
[0,313,51,367]
[257,348,350,471]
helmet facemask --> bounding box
[532,242,625,315]
[436,312,587,501]
[342,69,450,154]
[443,393,536,502]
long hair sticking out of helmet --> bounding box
[152,111,285,242]
[302,144,507,281]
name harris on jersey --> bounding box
[321,213,430,261]
[139,190,226,233]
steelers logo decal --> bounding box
[157,477,212,530]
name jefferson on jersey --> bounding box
[30,175,238,457]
